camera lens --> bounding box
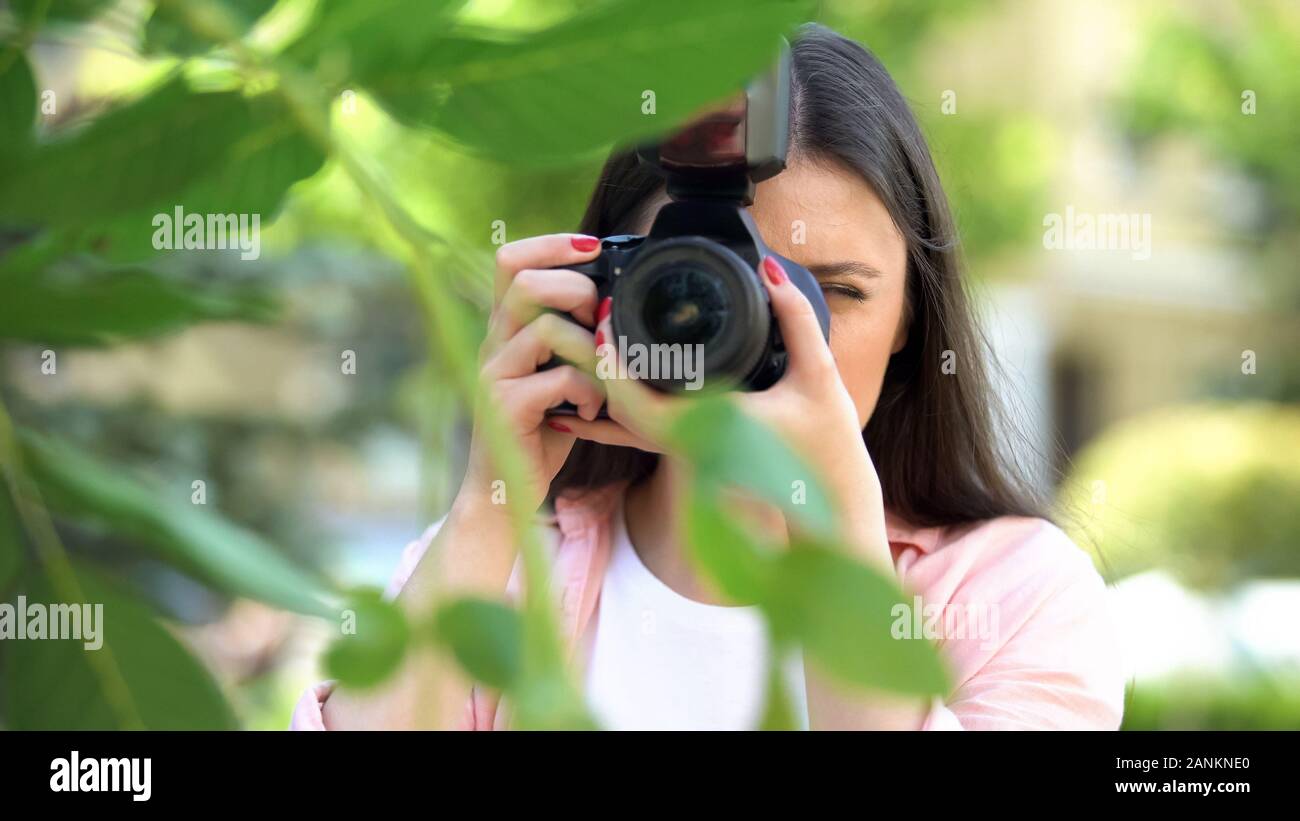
[611,237,771,393]
[641,265,728,347]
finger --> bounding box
[487,267,599,347]
[494,233,601,301]
[498,365,605,425]
[484,312,596,380]
[559,417,666,454]
[593,297,683,444]
[760,255,835,378]
[488,313,597,382]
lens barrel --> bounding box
[611,237,771,392]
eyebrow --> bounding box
[807,261,885,281]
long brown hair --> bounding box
[550,23,1050,528]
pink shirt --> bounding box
[291,483,1126,730]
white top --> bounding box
[581,501,810,730]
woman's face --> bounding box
[634,155,911,428]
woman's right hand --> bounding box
[455,233,608,517]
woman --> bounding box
[292,23,1126,731]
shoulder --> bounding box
[894,514,1104,609]
[898,515,1126,726]
[899,519,1123,717]
[964,515,1099,581]
[893,515,1118,674]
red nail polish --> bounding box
[571,235,600,252]
[763,256,787,285]
[597,296,612,323]
[547,420,572,433]
[594,329,605,348]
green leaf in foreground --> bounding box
[143,0,276,57]
[285,0,468,74]
[0,489,25,593]
[0,257,277,346]
[3,562,237,729]
[0,77,326,237]
[323,588,410,689]
[17,430,334,618]
[10,0,113,25]
[360,0,811,165]
[763,543,949,697]
[509,671,599,731]
[431,596,595,728]
[667,395,835,538]
[0,52,36,165]
[682,491,776,604]
[682,490,945,705]
[757,649,799,731]
[432,597,522,690]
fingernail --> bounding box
[763,256,787,286]
[594,328,605,348]
[547,420,572,433]
[597,296,612,323]
[571,235,600,252]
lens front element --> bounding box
[612,238,770,392]
[641,265,729,348]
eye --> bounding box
[819,282,869,303]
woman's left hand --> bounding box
[559,256,890,562]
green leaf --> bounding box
[682,491,776,604]
[667,395,835,537]
[323,588,410,689]
[0,77,326,239]
[0,254,277,346]
[10,0,113,25]
[285,0,468,75]
[0,51,36,164]
[358,0,810,165]
[432,597,522,690]
[0,489,24,593]
[757,649,798,730]
[681,490,941,713]
[17,430,335,618]
[459,587,597,728]
[143,0,277,56]
[763,543,949,697]
[509,671,600,731]
[2,562,237,729]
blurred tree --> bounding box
[1117,1,1300,241]
[1113,0,1300,400]
[1058,402,1300,591]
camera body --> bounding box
[549,38,829,411]
[567,201,828,394]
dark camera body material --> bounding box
[565,199,829,395]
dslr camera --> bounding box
[551,39,829,411]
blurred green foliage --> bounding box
[1115,0,1300,404]
[5,562,238,729]
[1123,673,1300,731]
[1117,1,1300,238]
[1058,402,1300,590]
